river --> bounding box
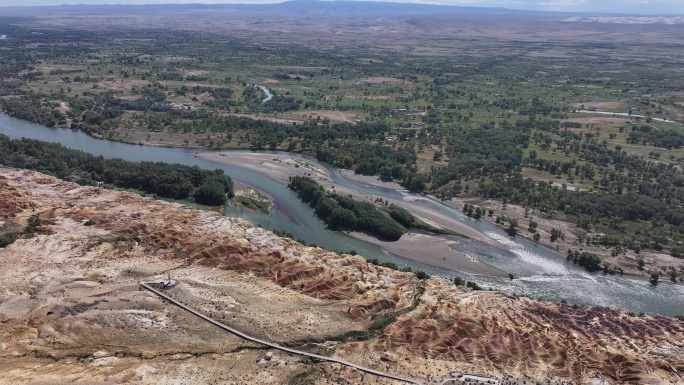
[257,85,273,103]
[1,113,682,316]
[246,84,273,103]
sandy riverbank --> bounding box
[200,151,325,185]
[439,196,684,280]
[339,169,404,190]
[348,231,509,277]
[197,151,500,244]
[196,151,507,275]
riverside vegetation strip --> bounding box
[0,135,234,205]
[6,116,684,314]
[287,175,461,241]
[0,134,446,280]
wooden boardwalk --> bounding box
[140,282,426,385]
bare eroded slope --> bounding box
[0,168,683,384]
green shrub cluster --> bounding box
[566,249,602,272]
[387,204,414,228]
[288,175,405,241]
[366,258,430,280]
[0,233,18,248]
[0,135,233,204]
[453,276,482,290]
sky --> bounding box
[1,0,682,14]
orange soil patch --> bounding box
[0,175,35,218]
[370,279,684,383]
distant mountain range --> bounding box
[3,1,683,23]
[564,16,684,25]
[25,1,542,15]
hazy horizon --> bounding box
[2,0,683,15]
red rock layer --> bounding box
[372,280,684,383]
[0,174,35,218]
[3,169,683,384]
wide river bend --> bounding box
[1,113,682,316]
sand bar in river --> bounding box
[196,151,508,276]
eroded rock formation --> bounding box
[0,169,682,384]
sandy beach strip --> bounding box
[347,231,509,277]
[339,169,404,190]
[198,151,327,185]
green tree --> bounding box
[328,207,357,229]
[195,181,227,205]
[637,257,645,271]
[650,272,660,286]
[506,218,518,236]
[403,173,427,193]
[415,270,430,280]
[550,228,564,242]
[387,204,414,228]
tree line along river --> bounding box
[1,113,682,316]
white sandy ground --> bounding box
[196,151,509,277]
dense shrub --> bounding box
[0,135,233,202]
[288,175,405,241]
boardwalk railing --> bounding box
[140,282,425,385]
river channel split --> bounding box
[1,113,682,316]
